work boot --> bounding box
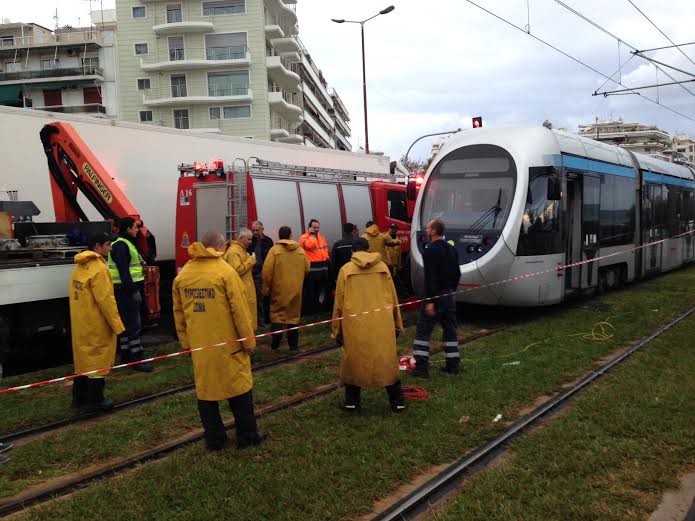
[237,430,267,449]
[71,376,89,408]
[411,365,430,378]
[86,378,114,413]
[440,363,460,375]
[132,361,154,373]
[386,381,406,413]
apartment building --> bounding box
[0,14,118,116]
[666,134,695,168]
[115,0,306,141]
[578,118,672,161]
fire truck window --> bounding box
[387,190,408,222]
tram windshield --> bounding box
[420,144,517,232]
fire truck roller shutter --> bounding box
[252,178,302,242]
[341,185,373,233]
[298,182,342,247]
[196,185,229,241]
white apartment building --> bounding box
[578,118,672,161]
[115,0,307,141]
[666,134,695,168]
[0,14,118,116]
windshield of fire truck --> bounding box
[419,144,517,232]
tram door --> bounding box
[683,189,695,263]
[565,177,582,290]
[643,183,663,274]
[581,175,601,289]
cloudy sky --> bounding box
[3,0,695,161]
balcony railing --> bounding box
[0,31,103,49]
[0,66,103,82]
[208,84,249,96]
[142,46,249,66]
[34,104,106,114]
[206,46,247,61]
[269,85,301,107]
[143,83,250,103]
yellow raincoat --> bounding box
[262,240,310,324]
[332,251,404,387]
[69,251,125,375]
[362,224,400,263]
[173,242,256,401]
[223,240,257,330]
[385,236,402,269]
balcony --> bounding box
[334,109,351,137]
[266,55,300,91]
[0,66,104,85]
[303,110,333,148]
[268,87,302,120]
[0,31,103,52]
[270,117,302,144]
[264,0,298,37]
[33,104,107,115]
[140,46,250,72]
[142,84,252,107]
[153,20,215,34]
[335,130,352,151]
[271,36,300,54]
[303,86,333,131]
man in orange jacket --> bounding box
[299,218,329,315]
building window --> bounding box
[41,59,60,70]
[168,36,185,61]
[1,36,14,46]
[209,107,221,119]
[137,78,151,90]
[140,111,153,122]
[207,70,248,96]
[82,57,99,68]
[83,86,102,104]
[171,74,187,97]
[134,43,149,55]
[166,4,183,23]
[223,105,251,118]
[132,6,146,18]
[205,33,247,60]
[5,61,22,73]
[173,109,190,129]
[202,0,245,16]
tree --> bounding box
[399,154,429,173]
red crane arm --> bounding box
[39,122,153,258]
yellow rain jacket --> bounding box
[262,240,310,325]
[362,224,400,264]
[332,251,404,388]
[384,234,402,269]
[173,242,256,401]
[223,240,257,330]
[69,251,125,375]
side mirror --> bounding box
[547,175,562,200]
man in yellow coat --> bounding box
[384,224,403,274]
[223,228,257,330]
[362,221,401,263]
[69,233,125,412]
[173,231,265,450]
[262,226,310,350]
[332,237,405,412]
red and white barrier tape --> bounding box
[1,229,693,396]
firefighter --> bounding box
[330,222,359,282]
[70,232,125,412]
[362,221,401,263]
[249,221,274,327]
[412,219,462,378]
[107,217,153,372]
[263,226,310,350]
[333,238,405,412]
[299,219,329,315]
[173,231,265,451]
[385,224,403,275]
[223,228,257,330]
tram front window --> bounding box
[420,144,516,232]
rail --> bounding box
[34,104,106,115]
[0,66,103,82]
[0,31,103,49]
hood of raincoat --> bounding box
[350,251,383,269]
[364,224,381,237]
[277,239,300,251]
[74,250,103,265]
[224,239,248,253]
[188,242,222,259]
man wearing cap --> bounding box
[333,237,405,412]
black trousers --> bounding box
[114,285,144,362]
[270,323,299,350]
[413,293,459,370]
[197,390,258,450]
[344,381,405,407]
[302,265,328,315]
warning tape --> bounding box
[1,229,694,396]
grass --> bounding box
[10,266,695,520]
[431,314,695,521]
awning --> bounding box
[23,80,95,89]
[0,85,21,103]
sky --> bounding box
[3,0,695,161]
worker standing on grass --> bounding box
[249,221,274,327]
[263,226,310,351]
[333,238,405,412]
[362,221,401,262]
[107,217,152,372]
[330,222,359,282]
[385,224,402,275]
[412,219,462,378]
[70,233,125,412]
[173,231,265,451]
[299,219,330,315]
[223,228,257,330]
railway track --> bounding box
[0,327,503,517]
[370,305,695,521]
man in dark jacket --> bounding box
[107,217,153,372]
[249,221,274,327]
[412,219,461,377]
[330,222,359,283]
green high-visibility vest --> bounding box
[107,237,145,284]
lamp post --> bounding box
[331,6,395,154]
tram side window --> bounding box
[683,189,695,226]
[666,185,682,235]
[599,175,635,246]
[645,184,667,229]
[517,170,562,256]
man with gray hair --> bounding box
[249,221,274,327]
[223,228,258,329]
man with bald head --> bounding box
[173,230,265,450]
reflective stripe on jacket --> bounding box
[107,237,144,284]
[299,232,329,263]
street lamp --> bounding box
[331,6,395,154]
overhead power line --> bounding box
[461,0,695,124]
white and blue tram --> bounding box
[410,127,695,306]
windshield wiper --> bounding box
[468,189,502,234]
